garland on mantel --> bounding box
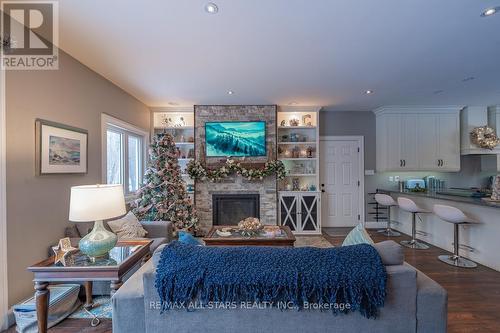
[186,159,286,182]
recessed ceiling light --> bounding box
[288,101,298,105]
[365,90,374,95]
[205,3,218,14]
[227,90,234,95]
[481,7,499,17]
[462,76,475,82]
[168,102,179,106]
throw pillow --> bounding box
[178,231,202,246]
[107,211,148,239]
[342,223,374,246]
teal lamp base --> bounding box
[79,220,117,259]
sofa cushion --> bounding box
[150,237,167,253]
[152,243,167,268]
[108,211,148,239]
[342,223,374,246]
[112,258,154,333]
[373,240,404,266]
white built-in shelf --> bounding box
[286,173,317,177]
[278,142,316,145]
[174,142,195,145]
[278,126,316,129]
[280,157,317,161]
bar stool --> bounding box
[397,197,430,249]
[374,194,401,237]
[433,204,478,268]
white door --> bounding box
[320,138,362,227]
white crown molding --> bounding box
[373,105,464,115]
[278,105,322,113]
[149,106,194,113]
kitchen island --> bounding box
[378,189,500,271]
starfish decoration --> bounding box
[52,237,78,266]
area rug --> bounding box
[294,236,333,248]
[69,296,112,319]
[322,227,352,237]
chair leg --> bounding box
[438,224,477,268]
[400,213,429,249]
[378,206,401,236]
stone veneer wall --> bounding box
[194,105,277,234]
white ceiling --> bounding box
[59,0,500,110]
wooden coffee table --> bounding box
[27,239,152,333]
[204,225,295,247]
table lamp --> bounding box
[69,184,126,259]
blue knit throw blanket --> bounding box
[155,241,387,318]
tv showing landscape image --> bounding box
[205,121,266,157]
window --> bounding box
[102,114,148,198]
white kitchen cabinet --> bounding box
[375,106,461,172]
[437,113,461,171]
[401,114,419,170]
[279,192,321,235]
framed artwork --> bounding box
[35,119,88,174]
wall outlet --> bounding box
[394,176,400,181]
[389,176,394,182]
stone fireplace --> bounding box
[194,105,277,233]
[212,193,260,226]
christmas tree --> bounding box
[132,133,198,234]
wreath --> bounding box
[470,126,500,150]
[187,159,286,182]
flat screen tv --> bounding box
[205,121,266,157]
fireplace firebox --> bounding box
[212,194,260,226]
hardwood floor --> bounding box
[323,228,500,333]
[4,319,111,333]
[5,228,500,332]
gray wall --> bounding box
[320,111,376,170]
[319,111,496,222]
[5,50,150,306]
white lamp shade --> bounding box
[69,184,126,222]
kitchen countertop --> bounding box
[378,189,500,209]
